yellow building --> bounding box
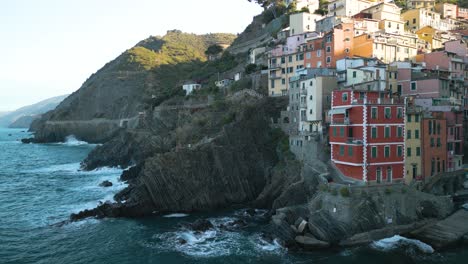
[405,103,423,184]
[268,51,305,96]
[415,26,443,51]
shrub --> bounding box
[319,184,329,192]
[245,64,258,74]
[222,112,236,125]
[331,188,338,196]
[340,187,350,197]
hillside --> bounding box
[0,95,68,128]
[30,31,237,142]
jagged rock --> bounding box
[295,234,330,249]
[99,180,113,187]
[410,210,468,249]
[307,210,349,243]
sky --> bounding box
[0,0,263,111]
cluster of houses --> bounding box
[264,0,468,185]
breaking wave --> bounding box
[371,235,434,254]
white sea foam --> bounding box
[254,236,284,252]
[371,235,434,254]
[62,135,91,146]
[163,213,190,218]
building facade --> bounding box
[329,90,405,183]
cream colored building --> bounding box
[289,12,322,35]
[328,0,377,17]
[359,2,405,34]
[373,32,419,63]
[402,8,459,31]
[435,3,458,19]
[404,104,423,184]
[406,0,435,10]
[285,0,320,13]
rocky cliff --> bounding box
[29,31,237,143]
[71,95,307,219]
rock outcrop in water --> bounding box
[268,185,458,249]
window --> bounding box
[413,18,416,24]
[397,146,403,157]
[384,146,390,158]
[407,130,412,139]
[407,114,412,122]
[416,147,421,156]
[316,50,321,57]
[437,138,441,147]
[385,107,391,119]
[371,107,377,119]
[326,56,331,63]
[340,127,345,137]
[415,129,419,139]
[397,108,403,118]
[288,56,293,63]
[342,93,348,102]
[437,123,441,135]
[372,146,378,158]
[282,79,286,85]
[371,127,377,138]
[430,138,435,147]
[348,146,353,156]
[281,57,285,64]
[340,145,345,156]
[326,46,331,53]
[415,114,420,122]
[397,127,403,137]
[353,71,357,78]
[345,48,349,53]
[411,82,417,91]
[333,127,337,136]
[309,95,313,101]
[385,126,390,138]
[407,147,412,157]
[306,52,311,59]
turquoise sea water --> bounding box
[0,128,467,264]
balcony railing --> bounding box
[331,117,350,125]
[351,98,403,105]
[300,101,308,108]
[347,137,363,145]
[269,74,282,80]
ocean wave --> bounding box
[253,234,285,252]
[163,213,190,218]
[25,162,123,175]
[371,235,434,254]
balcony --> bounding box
[347,137,363,145]
[331,117,351,125]
[300,101,308,108]
[269,74,282,80]
[269,63,282,69]
[352,98,403,105]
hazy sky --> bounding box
[0,0,262,111]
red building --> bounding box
[329,89,405,183]
[421,112,447,177]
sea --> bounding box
[0,127,467,264]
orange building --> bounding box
[303,23,354,68]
